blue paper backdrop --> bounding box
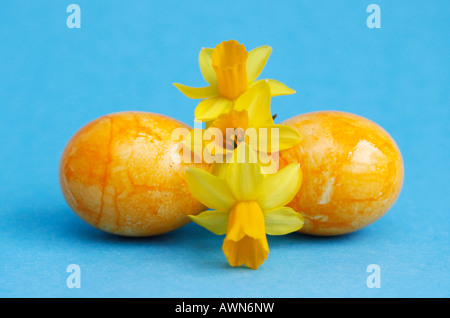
[0,0,448,297]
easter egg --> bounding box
[59,111,209,236]
[279,111,404,235]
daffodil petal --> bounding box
[226,143,263,201]
[188,210,229,235]
[258,163,302,210]
[199,48,217,85]
[275,124,302,150]
[234,80,274,128]
[209,162,229,179]
[194,97,233,122]
[258,124,302,152]
[246,45,272,82]
[266,79,296,96]
[185,167,236,211]
[173,83,219,99]
[264,207,304,235]
[229,141,259,164]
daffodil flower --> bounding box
[185,143,304,270]
[173,39,295,123]
[182,81,301,173]
[206,81,301,153]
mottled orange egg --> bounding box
[279,111,404,235]
[59,111,209,236]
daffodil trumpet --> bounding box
[173,40,296,123]
[185,143,304,270]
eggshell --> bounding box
[279,111,404,235]
[59,111,209,236]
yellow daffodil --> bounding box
[185,143,304,270]
[181,81,301,173]
[173,39,295,123]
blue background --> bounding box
[0,0,448,297]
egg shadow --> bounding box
[267,227,372,248]
[60,211,209,246]
[20,202,376,272]
[1,199,191,248]
[10,201,375,255]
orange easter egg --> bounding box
[59,111,208,236]
[279,111,404,235]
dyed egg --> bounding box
[59,111,209,236]
[279,111,404,235]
